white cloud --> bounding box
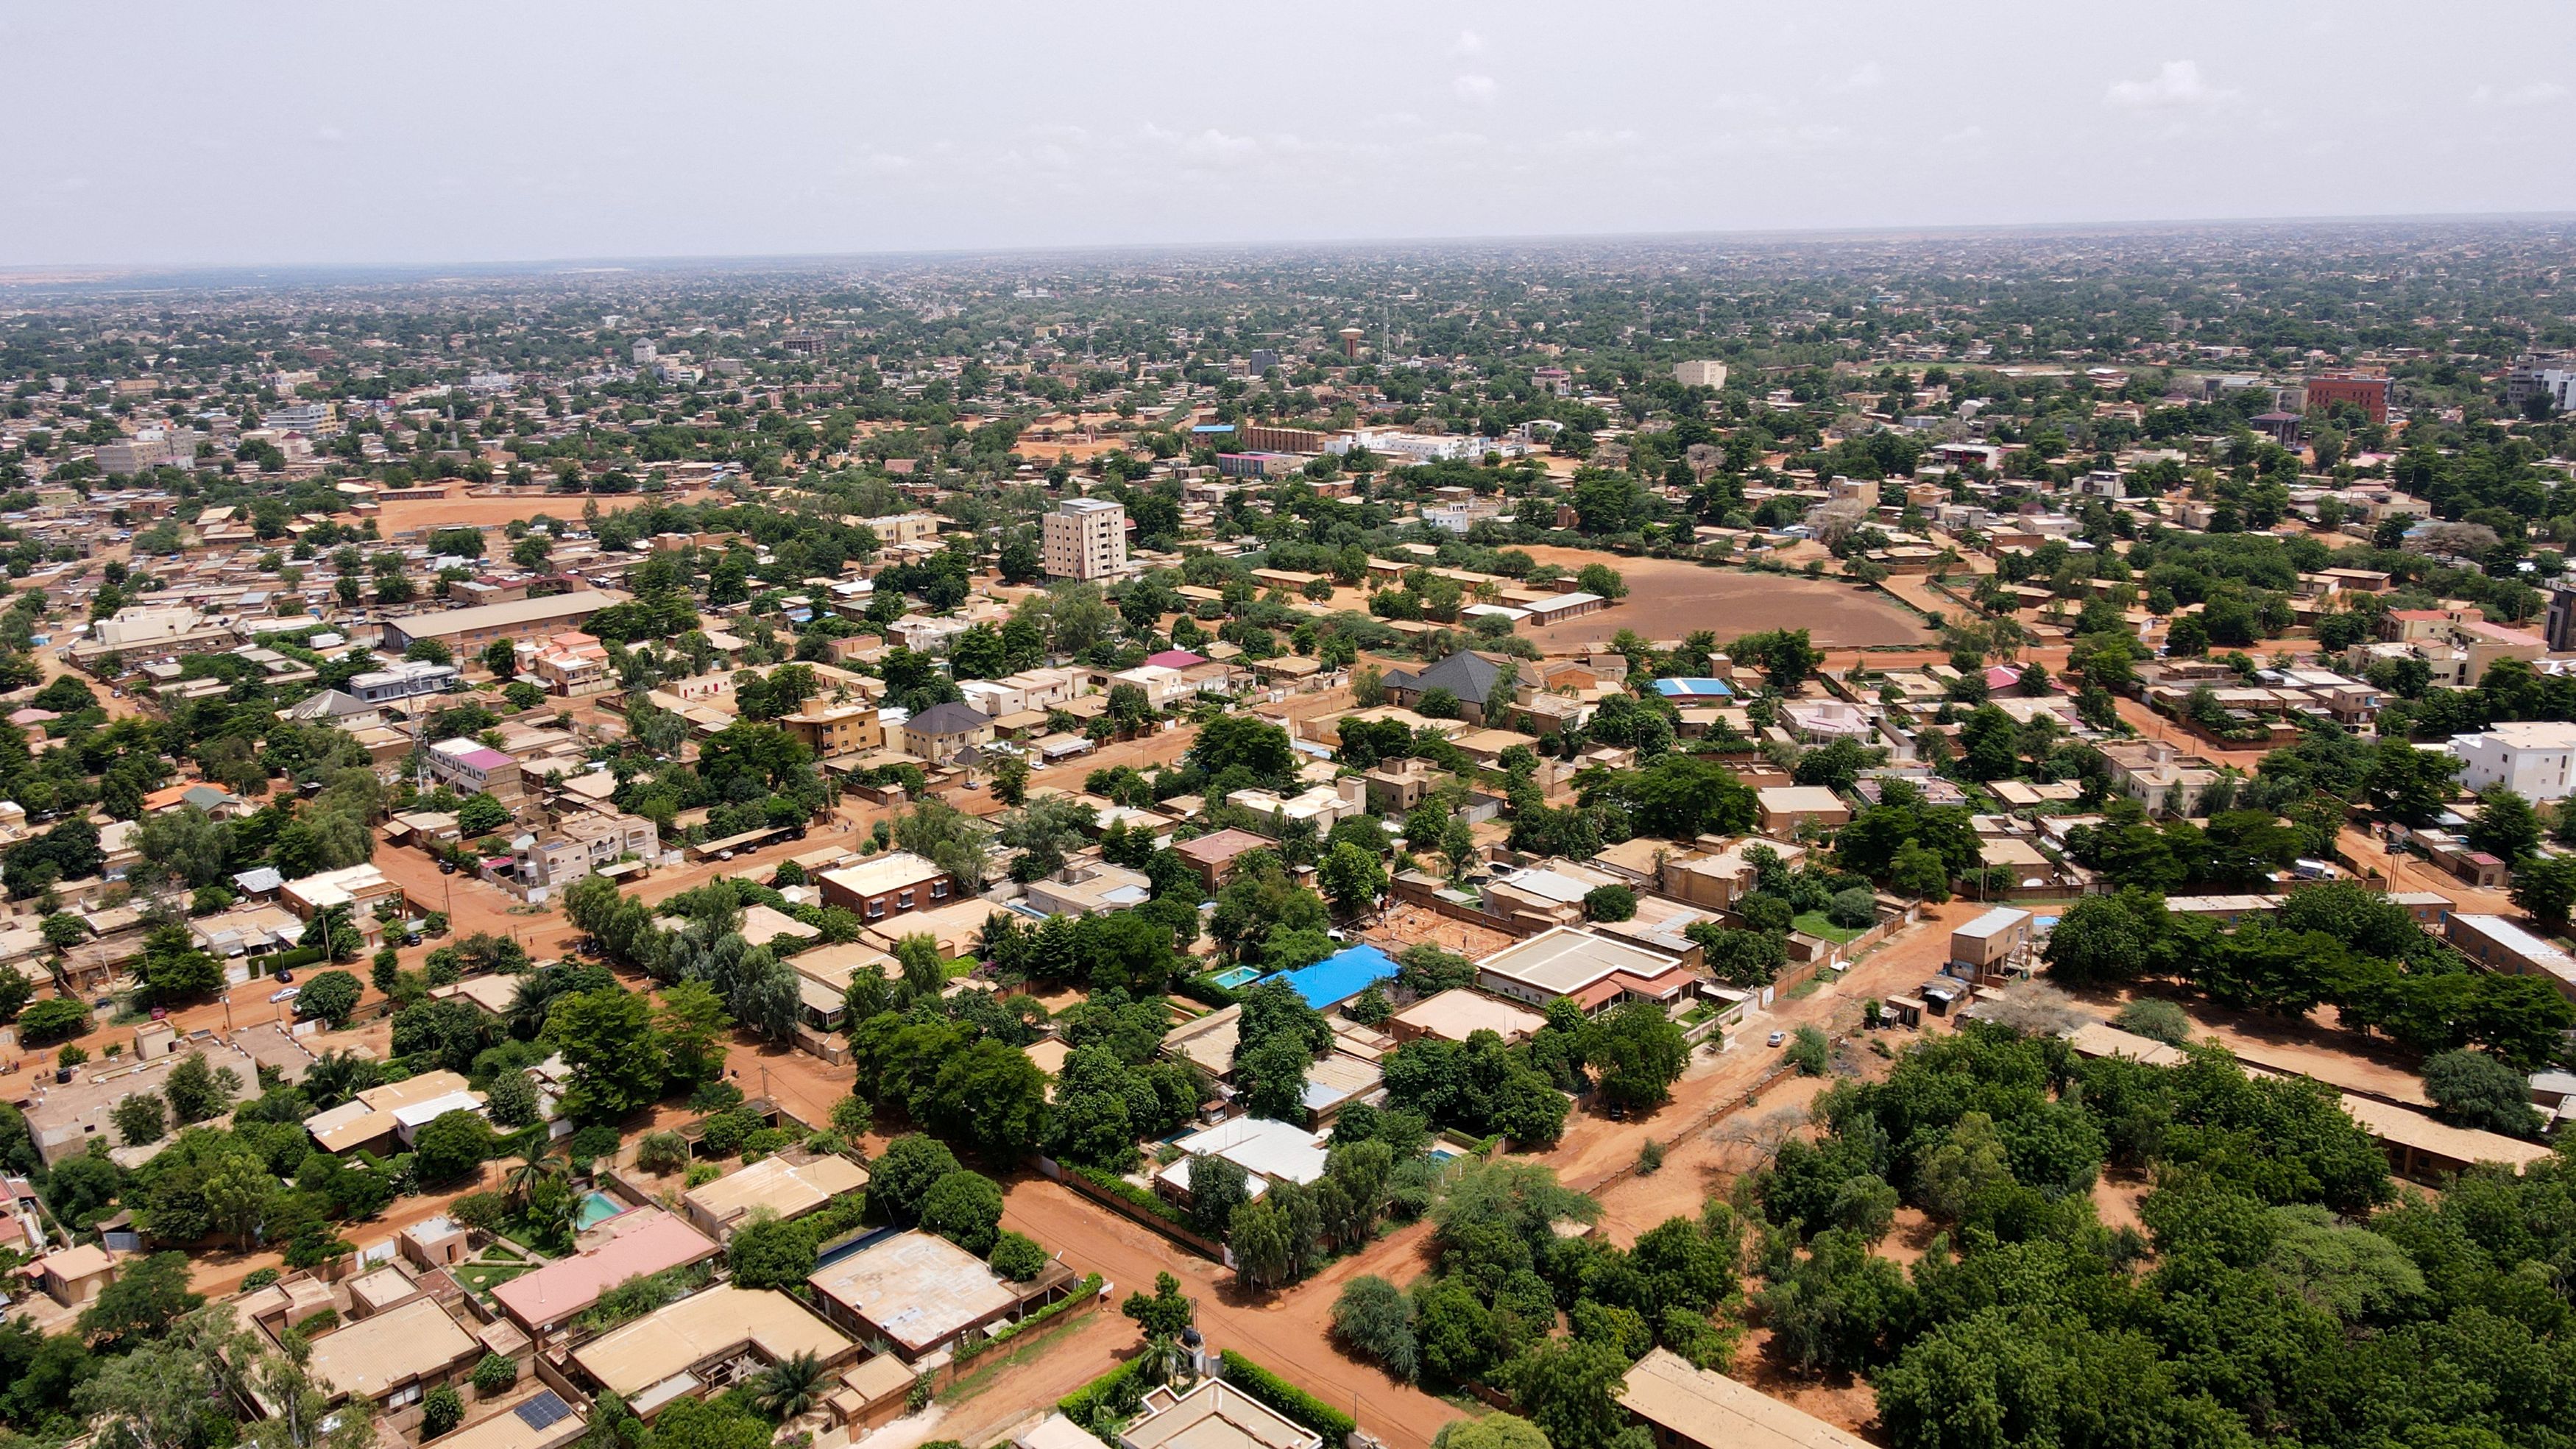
[1453,74,1496,104]
[1453,29,1483,56]
[2470,81,2570,107]
[2104,60,2231,110]
[1941,124,1987,144]
[1831,62,1883,94]
[315,124,345,144]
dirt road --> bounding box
[1002,1175,1462,1449]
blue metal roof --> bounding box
[1261,943,1398,1010]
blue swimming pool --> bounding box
[1210,966,1262,990]
[574,1191,626,1230]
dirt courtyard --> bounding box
[1363,901,1518,960]
[1507,548,1934,653]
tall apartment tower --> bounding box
[1672,360,1729,389]
[1042,496,1128,580]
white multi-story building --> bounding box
[1041,496,1128,580]
[1672,360,1730,389]
[2452,721,2576,801]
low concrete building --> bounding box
[679,1152,868,1241]
[1618,1347,1871,1449]
[570,1285,855,1419]
[804,1230,1032,1362]
[1387,988,1549,1046]
[816,851,957,924]
[489,1208,720,1336]
[1950,907,2034,976]
[1121,1380,1320,1449]
[1475,927,1698,1015]
[2447,912,2576,999]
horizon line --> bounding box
[5,208,2576,286]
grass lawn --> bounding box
[454,1260,534,1294]
[1794,911,1868,945]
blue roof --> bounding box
[1653,677,1734,699]
[1261,944,1398,1010]
[1190,423,1237,433]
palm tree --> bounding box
[752,1350,832,1420]
[304,1049,382,1110]
[502,1142,566,1212]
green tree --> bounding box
[2466,787,2543,862]
[413,1108,495,1186]
[728,1213,822,1290]
[870,1135,960,1224]
[2421,1049,2543,1137]
[545,988,667,1122]
[1504,1338,1634,1449]
[1317,840,1387,916]
[1586,999,1689,1110]
[919,1169,1004,1254]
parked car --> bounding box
[1769,1030,1787,1047]
[269,987,299,1004]
[272,969,294,985]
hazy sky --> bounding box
[7,1,2572,268]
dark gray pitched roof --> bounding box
[908,701,993,735]
[1390,650,1501,701]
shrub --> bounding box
[1329,1276,1418,1381]
[635,1130,691,1175]
[471,1353,518,1395]
[2112,998,2194,1046]
[1219,1351,1357,1439]
[241,1267,281,1290]
[1786,1026,1830,1077]
[568,1124,623,1161]
[422,1384,464,1438]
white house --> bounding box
[2452,721,2576,801]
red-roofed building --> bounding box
[489,1208,719,1336]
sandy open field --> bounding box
[375,489,715,533]
[1507,547,1935,653]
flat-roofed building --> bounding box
[816,851,956,923]
[779,702,885,760]
[2447,912,2576,999]
[1171,828,1275,891]
[427,736,525,804]
[490,1208,720,1336]
[303,1070,485,1157]
[427,1392,587,1449]
[1155,1115,1328,1202]
[1950,907,2034,974]
[1042,496,1128,581]
[1475,927,1698,1015]
[306,1294,483,1414]
[804,1230,1022,1361]
[570,1285,854,1418]
[679,1152,868,1241]
[1120,1380,1320,1449]
[1618,1346,1869,1449]
[2451,720,2576,801]
[1755,784,1852,834]
[1388,988,1549,1046]
[382,590,629,656]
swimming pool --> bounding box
[574,1191,626,1231]
[1210,966,1262,990]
